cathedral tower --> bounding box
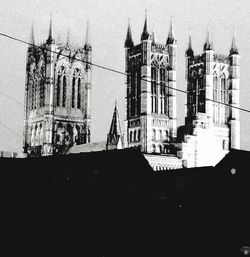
[180,28,240,167]
[125,15,177,154]
[23,20,92,156]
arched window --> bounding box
[130,131,133,142]
[213,74,219,123]
[77,77,81,109]
[221,76,227,103]
[151,67,157,113]
[39,124,43,145]
[131,71,136,117]
[159,130,162,141]
[138,129,141,141]
[160,68,166,114]
[198,76,205,113]
[134,130,137,142]
[152,129,156,140]
[39,65,45,107]
[152,144,156,153]
[31,125,35,146]
[62,75,67,107]
[72,77,75,108]
[159,145,162,153]
[221,75,227,124]
[56,74,61,106]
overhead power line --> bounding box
[0,31,249,119]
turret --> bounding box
[229,33,240,149]
[203,25,214,123]
[141,10,150,41]
[186,35,194,57]
[203,24,213,51]
[124,19,134,48]
[166,17,177,45]
[46,16,55,45]
[166,17,177,140]
[84,21,92,51]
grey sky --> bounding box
[0,0,249,153]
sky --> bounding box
[0,0,249,153]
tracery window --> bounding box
[62,74,67,107]
[77,77,81,109]
[213,74,219,123]
[56,74,61,106]
[151,67,157,113]
[160,67,166,114]
[39,65,45,107]
[72,77,75,108]
[72,68,82,109]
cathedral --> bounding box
[22,15,241,169]
[23,18,92,157]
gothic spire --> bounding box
[125,18,134,48]
[230,30,239,55]
[186,34,194,57]
[141,10,150,41]
[203,24,213,51]
[30,23,35,46]
[46,14,55,44]
[84,21,92,51]
[107,101,123,146]
[151,24,156,43]
[166,17,176,44]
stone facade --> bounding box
[23,19,92,157]
[177,31,240,167]
[125,15,177,154]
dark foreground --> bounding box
[1,149,250,256]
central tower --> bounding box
[125,14,177,154]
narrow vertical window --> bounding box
[213,75,218,123]
[77,77,81,109]
[160,68,166,114]
[151,67,157,113]
[57,74,61,106]
[198,76,205,113]
[62,75,66,107]
[72,77,75,108]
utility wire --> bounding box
[0,31,249,116]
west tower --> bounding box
[23,19,92,156]
[179,28,240,167]
[125,15,177,154]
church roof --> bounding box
[66,141,107,154]
[144,153,183,171]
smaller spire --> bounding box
[151,23,156,43]
[29,23,35,46]
[186,30,194,57]
[46,13,55,44]
[141,10,150,41]
[84,20,92,51]
[203,23,213,51]
[166,16,176,44]
[125,18,134,48]
[106,101,123,150]
[230,29,239,55]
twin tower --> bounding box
[23,15,240,167]
[125,15,240,167]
